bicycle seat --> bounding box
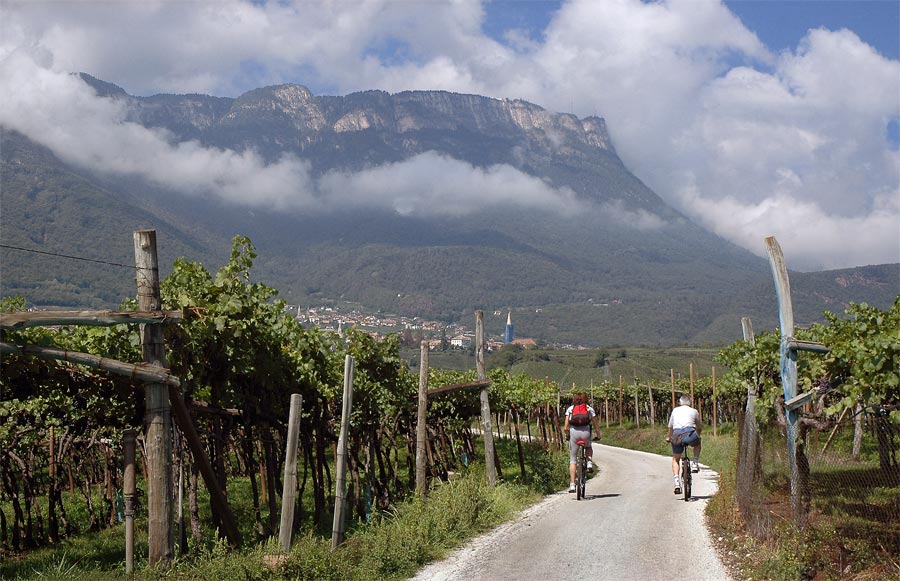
[575,439,588,446]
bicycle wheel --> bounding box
[681,457,692,501]
[579,456,587,499]
[576,448,585,500]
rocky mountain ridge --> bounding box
[0,76,895,345]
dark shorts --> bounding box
[670,428,700,454]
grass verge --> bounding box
[1,440,567,580]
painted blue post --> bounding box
[765,237,801,525]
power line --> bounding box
[0,243,139,270]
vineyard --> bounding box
[1,233,898,579]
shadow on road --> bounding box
[575,493,621,500]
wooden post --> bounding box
[618,375,624,427]
[670,369,676,408]
[123,429,136,575]
[48,425,57,541]
[415,342,429,497]
[689,363,695,405]
[332,356,355,549]
[648,384,655,427]
[712,366,718,437]
[278,394,303,551]
[634,388,639,428]
[766,236,801,528]
[133,229,173,566]
[604,398,609,429]
[475,311,497,486]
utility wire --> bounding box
[0,243,139,270]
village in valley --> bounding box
[291,304,553,351]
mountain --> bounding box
[1,75,897,345]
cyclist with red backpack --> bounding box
[563,392,602,493]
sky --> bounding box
[1,0,898,272]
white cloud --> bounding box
[318,151,585,217]
[0,52,585,219]
[1,0,898,269]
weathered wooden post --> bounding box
[133,229,173,565]
[767,237,802,526]
[332,355,355,549]
[648,384,655,427]
[736,317,761,516]
[279,393,303,552]
[604,398,609,429]
[618,375,624,427]
[475,311,497,486]
[123,429,136,575]
[712,366,718,437]
[766,236,828,529]
[689,362,695,407]
[415,342,429,497]
[633,384,640,428]
[670,369,676,408]
[48,425,57,542]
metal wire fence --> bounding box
[735,404,900,574]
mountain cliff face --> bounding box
[2,75,896,345]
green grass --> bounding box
[1,439,566,580]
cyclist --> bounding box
[563,392,602,493]
[666,394,702,494]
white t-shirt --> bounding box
[668,405,700,430]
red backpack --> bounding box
[570,403,591,426]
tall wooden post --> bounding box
[604,398,609,429]
[332,356,355,549]
[766,237,801,527]
[279,393,303,552]
[133,229,173,566]
[633,388,640,428]
[736,317,761,517]
[48,425,57,541]
[475,311,496,486]
[712,366,718,437]
[618,375,624,427]
[123,429,136,575]
[689,363,695,405]
[670,369,676,408]
[648,385,655,427]
[415,342,429,497]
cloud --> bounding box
[318,152,585,217]
[0,52,585,219]
[2,0,898,269]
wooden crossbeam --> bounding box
[1,310,184,330]
[785,391,814,411]
[0,341,180,386]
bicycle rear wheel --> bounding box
[576,449,585,500]
[681,457,692,501]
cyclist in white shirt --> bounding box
[665,394,702,494]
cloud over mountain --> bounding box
[1,0,898,269]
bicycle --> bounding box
[574,438,589,500]
[679,445,692,502]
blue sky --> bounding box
[1,0,898,270]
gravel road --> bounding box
[411,444,731,581]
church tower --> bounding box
[503,312,514,344]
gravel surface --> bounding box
[411,444,732,581]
